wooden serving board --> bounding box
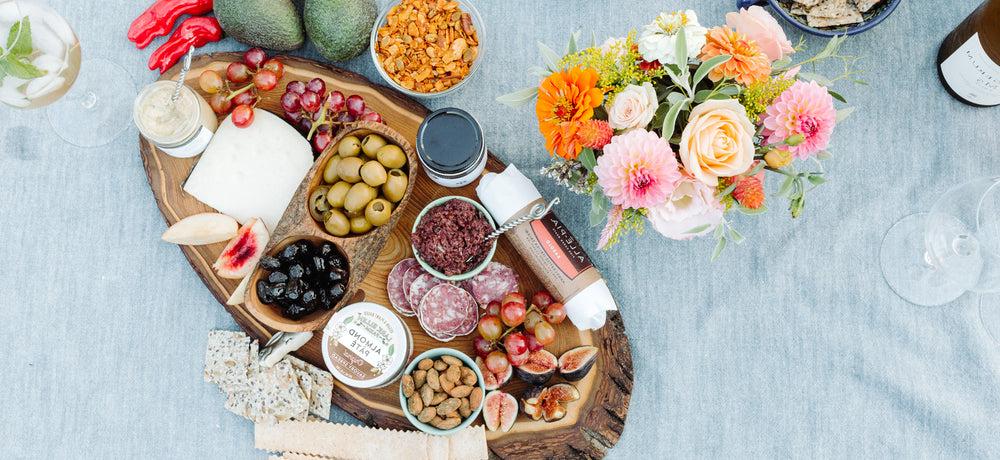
[140,53,632,459]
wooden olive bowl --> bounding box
[244,121,419,332]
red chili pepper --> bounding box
[148,16,223,74]
[127,0,214,49]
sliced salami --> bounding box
[466,262,518,306]
[407,273,445,309]
[386,258,420,316]
[418,284,474,335]
[448,295,480,336]
[397,265,426,314]
[425,328,455,342]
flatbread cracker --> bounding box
[792,0,823,6]
[808,8,863,27]
[204,330,252,392]
[448,425,489,460]
[855,0,881,13]
[286,356,334,420]
[274,454,335,460]
[246,360,311,425]
[293,370,314,421]
[809,0,853,18]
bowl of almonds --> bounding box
[399,348,485,435]
[371,0,484,98]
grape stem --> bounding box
[306,100,330,141]
[226,83,255,101]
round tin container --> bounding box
[133,81,217,158]
[415,108,486,188]
[321,302,413,389]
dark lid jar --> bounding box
[415,108,487,188]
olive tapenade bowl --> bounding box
[244,121,419,332]
[411,196,497,282]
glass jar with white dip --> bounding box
[133,80,218,158]
[415,107,486,188]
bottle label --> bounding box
[941,33,1000,105]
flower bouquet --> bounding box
[499,7,859,258]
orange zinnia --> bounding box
[535,67,604,159]
[700,26,771,86]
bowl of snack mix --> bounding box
[370,0,484,98]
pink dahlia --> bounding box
[594,129,681,209]
[762,80,836,159]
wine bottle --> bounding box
[937,0,1000,107]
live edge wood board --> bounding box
[139,53,632,459]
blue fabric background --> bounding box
[2,0,1000,458]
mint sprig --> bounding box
[0,17,47,81]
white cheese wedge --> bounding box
[184,110,313,231]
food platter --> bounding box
[139,53,632,459]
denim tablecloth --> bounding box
[3,0,1000,458]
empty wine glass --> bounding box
[880,176,1000,307]
[0,0,135,147]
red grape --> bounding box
[346,94,366,117]
[198,70,223,94]
[524,333,543,352]
[472,336,493,358]
[300,91,321,113]
[507,349,530,367]
[534,320,556,346]
[305,78,326,96]
[231,104,254,128]
[262,58,284,80]
[477,315,503,341]
[486,301,501,316]
[226,62,251,84]
[231,90,256,107]
[285,110,303,122]
[295,117,313,134]
[209,92,232,114]
[326,91,346,113]
[253,70,278,91]
[501,292,526,309]
[523,310,544,334]
[280,91,301,113]
[286,80,306,94]
[485,351,510,375]
[504,332,528,357]
[312,128,333,154]
[243,48,266,69]
[335,112,356,123]
[500,301,526,328]
[531,291,555,308]
[361,110,383,123]
[543,302,567,325]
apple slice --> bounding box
[213,218,269,279]
[162,213,239,245]
[226,273,252,305]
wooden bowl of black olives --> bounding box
[243,121,419,332]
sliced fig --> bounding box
[558,345,598,381]
[213,218,270,279]
[546,383,580,403]
[520,383,579,423]
[514,349,557,386]
[477,356,513,391]
[162,212,238,245]
[482,390,517,432]
[521,386,544,421]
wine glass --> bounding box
[0,0,135,147]
[880,177,1000,309]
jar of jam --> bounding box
[133,80,218,158]
[415,107,486,188]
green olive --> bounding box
[344,183,376,213]
[322,155,341,183]
[376,144,407,169]
[346,208,364,218]
[361,134,387,158]
[382,169,408,203]
[365,198,393,227]
[308,186,332,222]
[337,156,364,183]
[323,209,350,237]
[337,136,362,157]
[360,161,388,187]
[350,215,373,234]
[326,181,352,208]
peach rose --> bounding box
[725,6,794,62]
[678,99,755,186]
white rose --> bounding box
[607,82,657,131]
[646,177,724,241]
[637,10,708,65]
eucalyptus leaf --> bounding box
[674,26,688,73]
[537,41,562,72]
[496,86,539,107]
[797,71,832,87]
[661,98,688,141]
[836,107,855,122]
[807,175,827,185]
[578,148,597,171]
[828,89,847,103]
[589,188,611,227]
[713,223,725,239]
[711,236,727,261]
[527,66,550,78]
[684,223,711,234]
[778,175,795,197]
[565,30,580,55]
[666,91,686,106]
[749,161,766,175]
[727,226,745,245]
[817,150,833,160]
[716,181,737,199]
[693,54,730,87]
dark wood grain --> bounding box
[139,53,632,459]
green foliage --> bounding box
[0,17,46,80]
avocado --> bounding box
[304,0,378,62]
[214,0,305,51]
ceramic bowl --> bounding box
[411,196,497,282]
[399,348,485,435]
[737,0,901,37]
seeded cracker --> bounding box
[856,0,882,13]
[204,330,252,392]
[285,355,334,420]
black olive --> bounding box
[268,271,289,284]
[320,242,334,256]
[303,290,317,307]
[280,244,299,261]
[288,264,304,279]
[286,280,302,300]
[256,280,274,303]
[329,283,345,300]
[327,270,343,284]
[266,282,286,299]
[284,304,309,319]
[318,289,331,309]
[296,241,312,255]
[260,256,281,270]
[312,256,326,272]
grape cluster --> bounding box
[473,290,568,376]
[280,78,384,154]
[198,48,284,128]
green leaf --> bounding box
[816,150,833,160]
[660,98,688,141]
[6,17,32,57]
[684,223,711,234]
[693,54,730,87]
[578,148,597,172]
[807,174,827,185]
[717,85,740,96]
[777,175,795,197]
[797,71,832,87]
[737,204,768,215]
[828,89,847,103]
[537,41,562,72]
[388,344,395,355]
[589,188,611,227]
[727,226,745,245]
[666,91,686,106]
[694,89,712,103]
[344,316,353,324]
[527,66,550,78]
[565,30,580,55]
[496,86,538,107]
[674,26,688,73]
[716,181,737,199]
[836,107,855,122]
[749,161,766,175]
[0,57,45,79]
[713,222,725,239]
[0,64,7,81]
[711,236,727,261]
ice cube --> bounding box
[0,2,21,23]
[32,54,65,73]
[25,75,63,99]
[29,19,65,58]
[0,83,29,107]
[1,75,30,91]
[43,12,76,47]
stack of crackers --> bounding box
[781,0,883,28]
[204,330,334,425]
[256,419,489,460]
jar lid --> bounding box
[416,108,484,175]
[321,302,411,389]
